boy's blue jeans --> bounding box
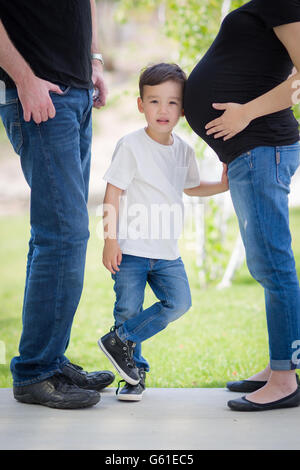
[0,86,93,386]
[228,143,300,370]
[112,254,192,371]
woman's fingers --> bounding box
[206,124,224,135]
[213,130,231,139]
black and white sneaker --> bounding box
[116,368,146,401]
[98,327,140,385]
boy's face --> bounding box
[137,80,184,138]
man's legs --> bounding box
[2,87,92,385]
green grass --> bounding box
[1,208,300,389]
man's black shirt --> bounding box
[0,0,93,89]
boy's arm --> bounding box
[184,163,229,197]
[102,183,123,274]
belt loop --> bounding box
[276,149,280,165]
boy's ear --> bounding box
[137,97,144,113]
[181,108,185,117]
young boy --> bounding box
[98,63,228,401]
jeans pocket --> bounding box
[58,85,71,96]
[275,145,300,188]
[0,99,23,154]
[227,151,251,181]
[50,85,71,98]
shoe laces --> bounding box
[66,362,88,377]
[116,368,145,395]
[111,325,136,369]
[122,340,136,369]
[116,379,126,395]
[67,363,83,371]
[51,373,80,392]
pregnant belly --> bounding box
[183,60,275,161]
[184,61,260,140]
[184,57,299,164]
[183,63,216,141]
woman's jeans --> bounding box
[228,143,300,370]
[112,254,192,371]
[0,86,93,386]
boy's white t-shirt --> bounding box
[103,128,201,260]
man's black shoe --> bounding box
[61,362,115,391]
[116,368,146,401]
[13,373,101,409]
[98,327,140,385]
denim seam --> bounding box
[0,97,18,106]
[251,148,294,366]
[270,359,300,371]
[14,100,24,153]
[275,147,289,189]
[274,148,295,363]
[13,368,61,387]
[59,86,71,96]
[21,238,34,323]
[80,90,93,126]
[113,268,130,330]
[36,124,67,362]
[114,263,149,338]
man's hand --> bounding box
[92,60,108,109]
[16,74,63,124]
[205,102,251,141]
[102,239,122,274]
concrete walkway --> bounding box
[1,387,300,450]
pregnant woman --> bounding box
[184,0,300,411]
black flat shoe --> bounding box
[227,374,299,393]
[226,379,267,393]
[227,387,300,412]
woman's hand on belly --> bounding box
[205,102,251,141]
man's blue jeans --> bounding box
[0,85,93,386]
[228,143,300,370]
[112,254,192,371]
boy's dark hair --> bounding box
[139,63,187,99]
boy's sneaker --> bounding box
[13,373,100,409]
[98,327,140,385]
[116,368,146,401]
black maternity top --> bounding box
[184,0,300,164]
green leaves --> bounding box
[117,0,246,72]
